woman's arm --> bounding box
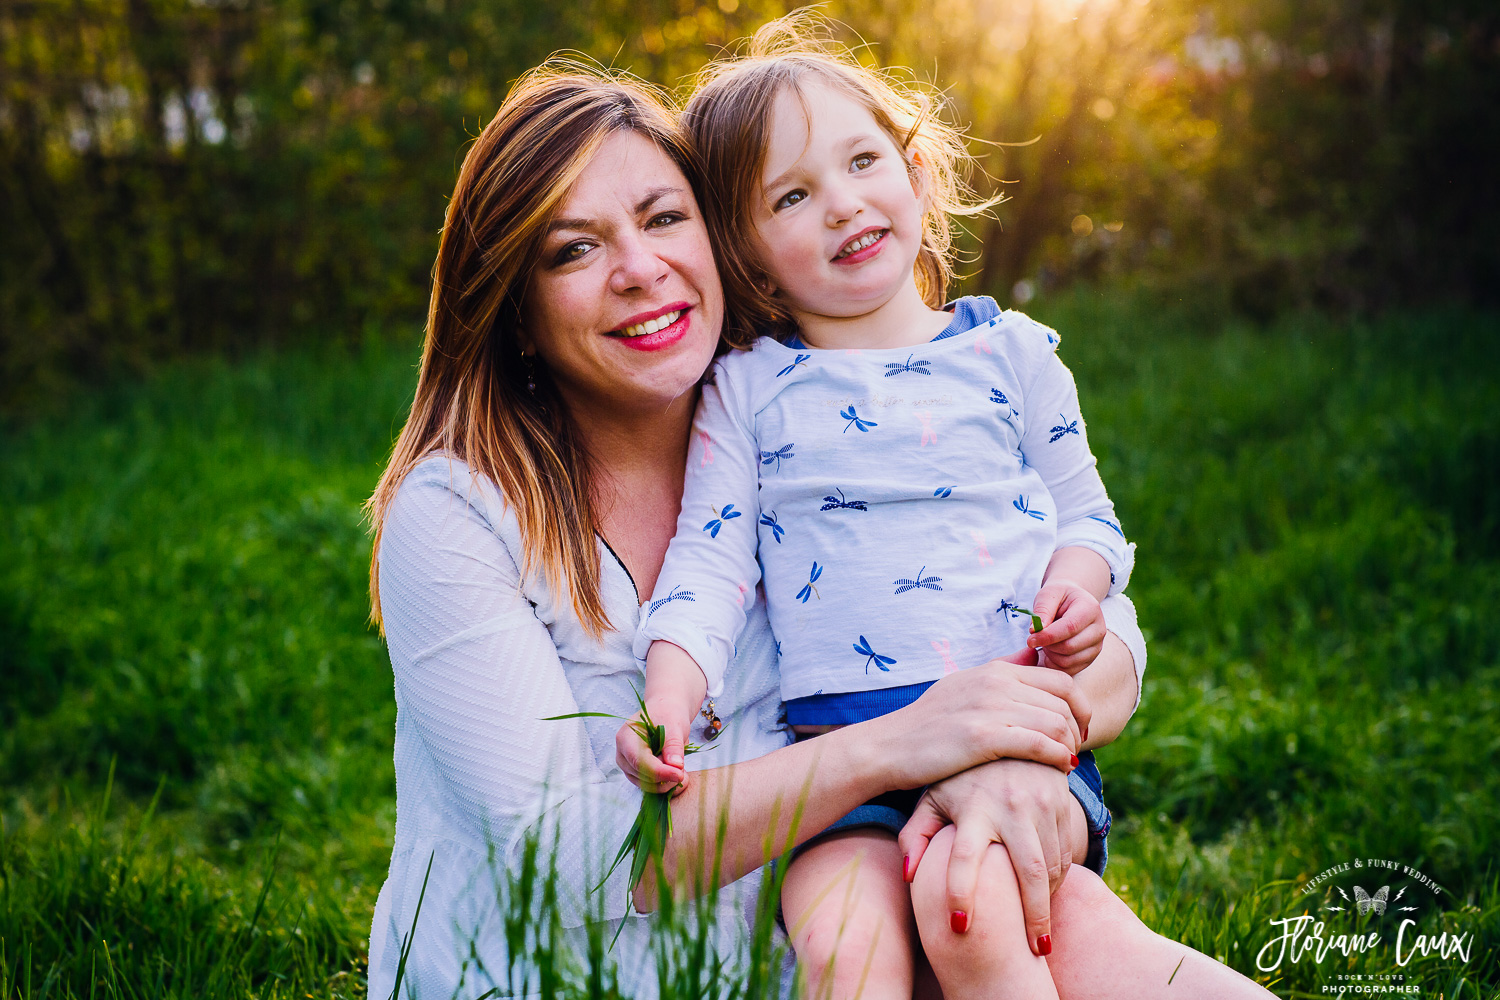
[897,612,1142,950]
[379,466,645,926]
[1077,629,1138,751]
[628,658,1092,910]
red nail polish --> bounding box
[902,855,911,882]
[1069,753,1080,769]
[950,911,969,934]
[1037,933,1052,955]
[1082,723,1089,742]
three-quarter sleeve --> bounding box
[1018,350,1136,595]
[377,471,640,926]
[633,365,765,696]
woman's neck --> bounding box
[793,280,950,351]
[565,387,696,601]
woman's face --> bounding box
[524,130,723,418]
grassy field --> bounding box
[1,291,1497,998]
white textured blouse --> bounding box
[366,453,1147,999]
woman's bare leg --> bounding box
[781,829,918,1000]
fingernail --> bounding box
[1069,753,1079,769]
[1082,724,1089,742]
[902,855,911,882]
[1037,933,1052,955]
[950,910,969,934]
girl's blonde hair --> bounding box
[685,12,994,345]
[365,64,701,637]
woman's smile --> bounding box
[608,302,693,351]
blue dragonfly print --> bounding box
[759,511,786,543]
[820,488,868,512]
[1049,413,1080,442]
[647,584,696,618]
[885,354,932,377]
[933,486,954,498]
[702,503,743,537]
[760,443,795,472]
[796,562,823,603]
[893,566,943,594]
[853,635,897,673]
[1013,495,1047,521]
[989,387,1019,418]
[841,406,878,433]
[777,353,812,377]
[1088,515,1124,537]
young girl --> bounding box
[623,24,1134,1000]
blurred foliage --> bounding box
[2,0,1497,404]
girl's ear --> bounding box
[907,150,931,210]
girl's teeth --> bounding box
[837,231,883,258]
[620,309,682,337]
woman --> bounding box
[364,64,1270,999]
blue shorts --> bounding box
[781,746,1111,875]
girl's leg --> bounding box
[911,825,1060,1000]
[781,828,918,1000]
[1045,865,1276,999]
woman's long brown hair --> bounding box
[365,64,700,637]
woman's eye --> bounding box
[648,211,683,229]
[775,190,806,211]
[555,241,592,264]
[852,153,876,171]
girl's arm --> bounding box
[631,364,767,783]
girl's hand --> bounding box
[617,640,710,795]
[869,656,1089,792]
[615,703,692,796]
[898,758,1083,957]
[1027,581,1106,673]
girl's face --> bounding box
[752,80,926,327]
[525,130,723,419]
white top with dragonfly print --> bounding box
[633,308,1135,720]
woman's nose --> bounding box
[609,233,670,294]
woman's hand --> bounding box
[867,656,1090,791]
[898,758,1083,956]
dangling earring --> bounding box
[520,349,537,393]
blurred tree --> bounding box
[1,0,1495,405]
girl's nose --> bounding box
[825,182,862,228]
[610,233,670,294]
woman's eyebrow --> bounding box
[546,186,684,235]
[634,186,683,214]
[546,216,595,235]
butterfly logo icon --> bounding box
[1354,886,1390,916]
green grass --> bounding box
[1,294,1497,997]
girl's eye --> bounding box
[852,153,877,171]
[775,190,806,211]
